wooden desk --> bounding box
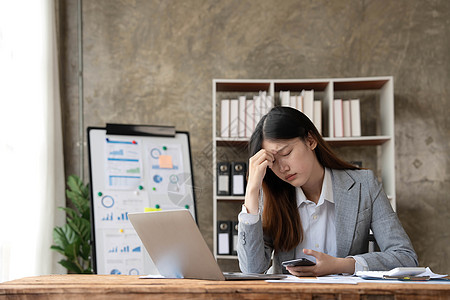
[1,274,449,299]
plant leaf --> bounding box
[50,245,65,255]
[59,259,82,273]
[66,190,83,213]
[52,224,78,249]
[63,241,81,260]
[67,218,91,241]
[67,175,83,196]
[59,207,78,220]
[80,242,91,261]
[51,174,92,274]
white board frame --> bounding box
[87,126,197,275]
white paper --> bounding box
[140,274,166,279]
[218,233,230,254]
[232,174,244,195]
[267,274,357,284]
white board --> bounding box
[87,126,197,275]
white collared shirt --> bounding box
[295,168,336,261]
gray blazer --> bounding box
[237,169,418,274]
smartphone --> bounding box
[282,258,316,267]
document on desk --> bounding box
[140,274,166,279]
[266,275,358,284]
[356,267,448,281]
[267,268,449,285]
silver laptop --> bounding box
[128,210,286,281]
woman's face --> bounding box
[261,136,320,188]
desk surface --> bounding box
[1,274,449,300]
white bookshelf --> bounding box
[212,76,395,259]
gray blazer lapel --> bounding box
[332,169,361,258]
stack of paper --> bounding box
[356,267,447,280]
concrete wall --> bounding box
[58,0,449,273]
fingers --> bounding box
[249,149,274,170]
[303,248,319,258]
[247,149,274,185]
[286,266,316,277]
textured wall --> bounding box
[59,0,450,273]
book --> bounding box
[350,99,361,137]
[245,99,254,137]
[342,100,351,137]
[280,90,290,107]
[333,99,343,137]
[302,90,314,121]
[254,95,262,126]
[238,96,246,137]
[290,96,297,109]
[229,99,239,137]
[266,95,274,112]
[296,95,303,112]
[313,100,322,134]
[220,99,230,137]
[259,91,267,116]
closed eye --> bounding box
[280,150,292,156]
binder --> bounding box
[342,100,351,137]
[238,96,246,137]
[350,99,361,137]
[302,90,314,121]
[259,91,268,116]
[333,99,344,137]
[245,99,254,137]
[217,221,231,255]
[313,100,322,134]
[254,95,262,126]
[231,221,239,255]
[217,162,231,196]
[220,99,230,137]
[229,99,239,137]
[231,162,246,196]
[280,90,290,107]
[266,95,274,112]
[296,95,303,112]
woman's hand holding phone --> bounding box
[284,249,356,277]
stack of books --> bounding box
[279,90,322,134]
[333,99,361,138]
[220,91,274,138]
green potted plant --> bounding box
[51,175,93,273]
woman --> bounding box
[237,106,417,276]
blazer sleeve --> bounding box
[237,217,274,274]
[353,170,418,270]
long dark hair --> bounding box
[249,106,358,251]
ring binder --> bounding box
[231,162,246,196]
[217,221,232,255]
[217,162,231,196]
